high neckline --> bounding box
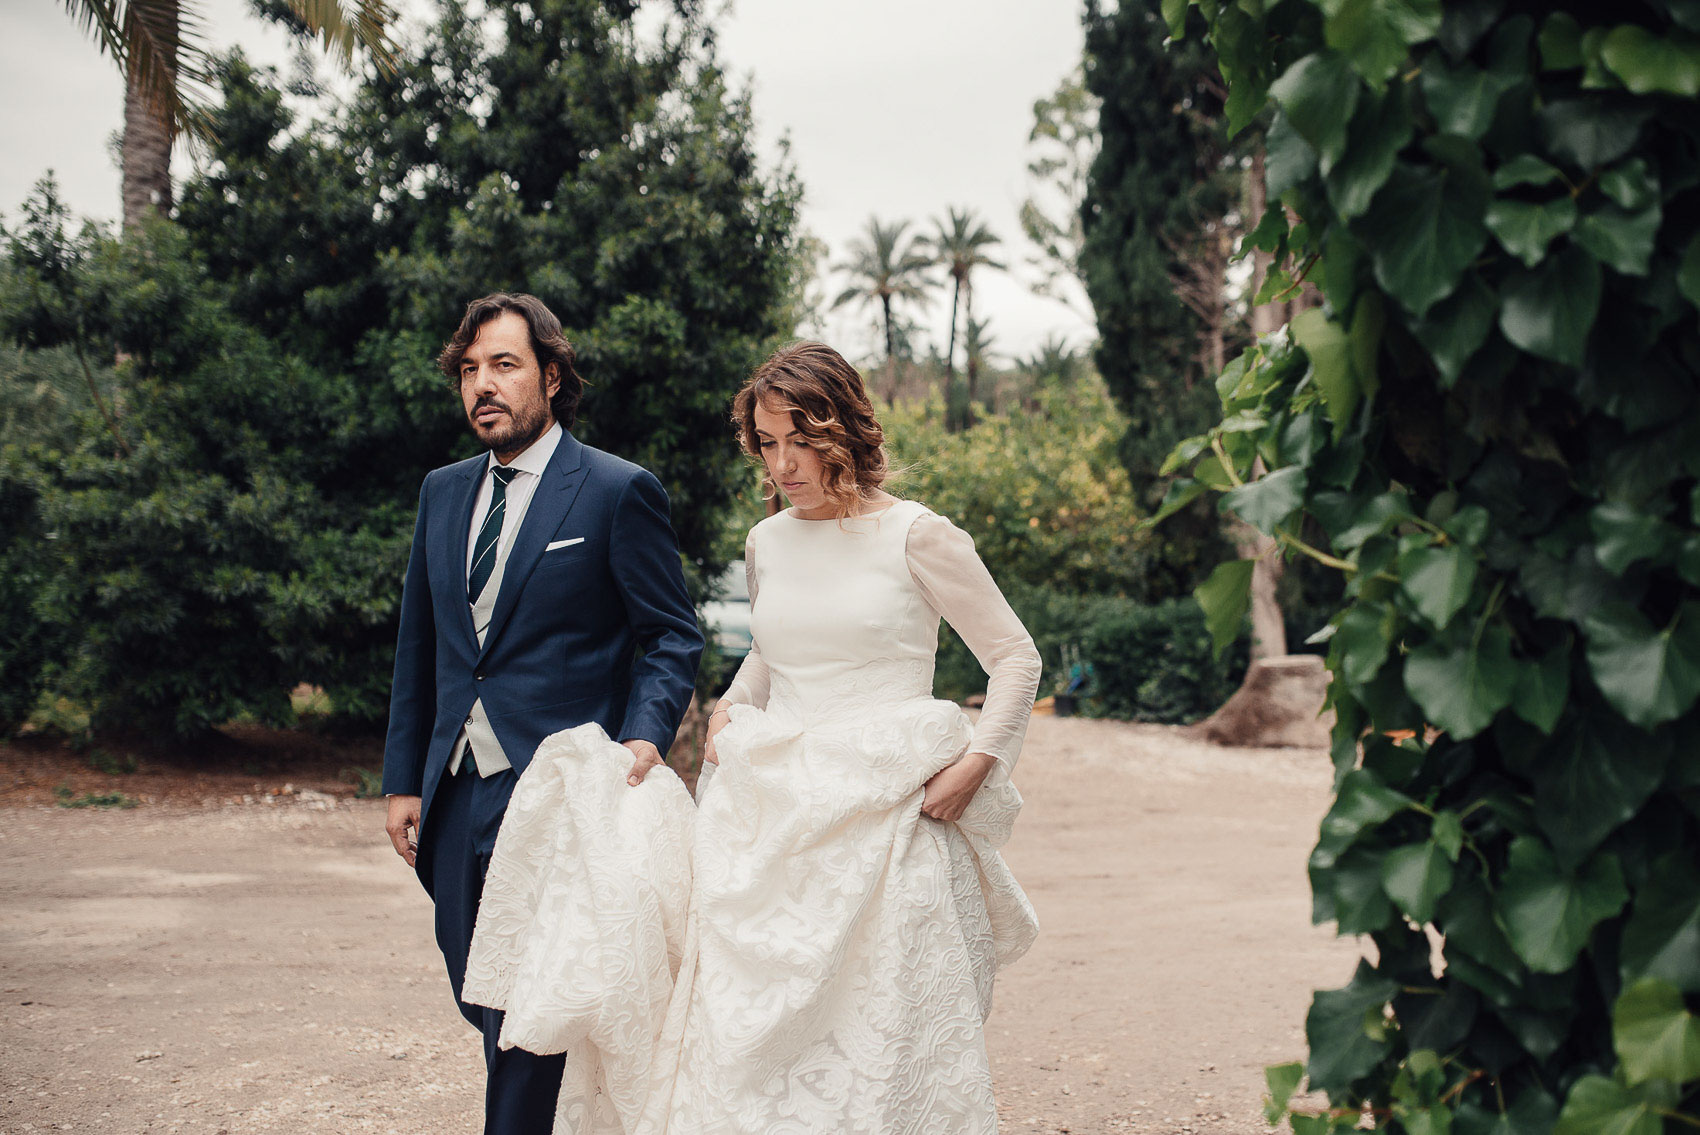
[782,500,906,523]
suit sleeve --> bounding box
[611,468,706,755]
[381,477,437,796]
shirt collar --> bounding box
[487,420,562,480]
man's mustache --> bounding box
[472,397,510,415]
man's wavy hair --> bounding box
[438,293,585,428]
[732,341,890,517]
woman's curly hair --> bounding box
[732,342,890,518]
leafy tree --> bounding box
[1157,2,1700,1132]
[928,206,1004,428]
[1081,0,1243,598]
[831,215,936,369]
[2,0,801,738]
[1020,66,1098,315]
[62,0,394,227]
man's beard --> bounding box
[471,396,551,456]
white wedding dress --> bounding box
[467,499,1042,1134]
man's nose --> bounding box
[469,365,497,396]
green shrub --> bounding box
[934,583,1246,724]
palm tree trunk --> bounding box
[944,277,961,429]
[1242,145,1286,662]
[122,2,180,228]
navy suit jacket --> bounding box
[380,429,704,831]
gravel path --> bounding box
[0,716,1359,1134]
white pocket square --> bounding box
[545,537,585,551]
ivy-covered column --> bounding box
[1153,1,1700,1131]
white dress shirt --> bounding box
[449,421,563,777]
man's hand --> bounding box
[921,752,998,823]
[622,739,663,786]
[386,795,422,867]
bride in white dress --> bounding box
[655,342,1042,1132]
[466,341,1041,1134]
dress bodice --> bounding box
[723,498,1043,768]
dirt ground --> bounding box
[0,715,1360,1135]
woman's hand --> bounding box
[702,701,733,766]
[921,752,998,822]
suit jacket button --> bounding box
[475,672,485,681]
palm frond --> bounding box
[293,0,398,71]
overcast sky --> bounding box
[4,0,1095,362]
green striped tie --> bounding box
[467,466,518,605]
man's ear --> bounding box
[544,361,561,400]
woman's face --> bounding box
[752,399,831,518]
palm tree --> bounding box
[831,216,935,366]
[929,208,1003,386]
[63,0,396,227]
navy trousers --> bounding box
[419,762,566,1135]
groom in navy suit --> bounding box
[380,292,703,1133]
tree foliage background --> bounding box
[0,0,801,739]
[1081,0,1245,600]
[1155,0,1700,1131]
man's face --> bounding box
[459,311,561,459]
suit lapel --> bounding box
[437,456,484,649]
[479,431,589,659]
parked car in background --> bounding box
[702,560,752,660]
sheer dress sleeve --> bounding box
[907,512,1043,770]
[719,540,770,709]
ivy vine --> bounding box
[1153,1,1700,1131]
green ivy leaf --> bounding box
[1266,113,1320,201]
[1537,100,1652,170]
[1292,307,1361,436]
[1679,233,1700,308]
[1195,559,1255,658]
[1554,1075,1664,1135]
[1381,838,1454,924]
[1492,154,1565,190]
[1324,0,1443,88]
[1455,1088,1559,1135]
[1499,244,1603,367]
[1326,82,1416,220]
[1332,846,1401,932]
[1600,159,1659,210]
[1575,203,1662,276]
[1590,501,1672,575]
[1264,1061,1305,1121]
[1399,543,1478,629]
[1584,600,1700,728]
[1349,291,1385,404]
[1150,478,1207,525]
[1439,876,1528,989]
[1497,838,1629,973]
[1409,276,1498,388]
[1570,201,1666,276]
[1223,465,1308,535]
[1315,767,1414,867]
[1511,642,1570,734]
[1271,50,1362,168]
[1333,600,1397,688]
[1306,961,1399,1092]
[1360,153,1490,318]
[1600,24,1700,97]
[1404,621,1517,739]
[1485,196,1578,268]
[1432,811,1465,861]
[1620,853,1700,992]
[1613,977,1700,1085]
[1161,0,1189,38]
[1533,720,1668,867]
[1539,12,1584,71]
[1420,53,1522,139]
